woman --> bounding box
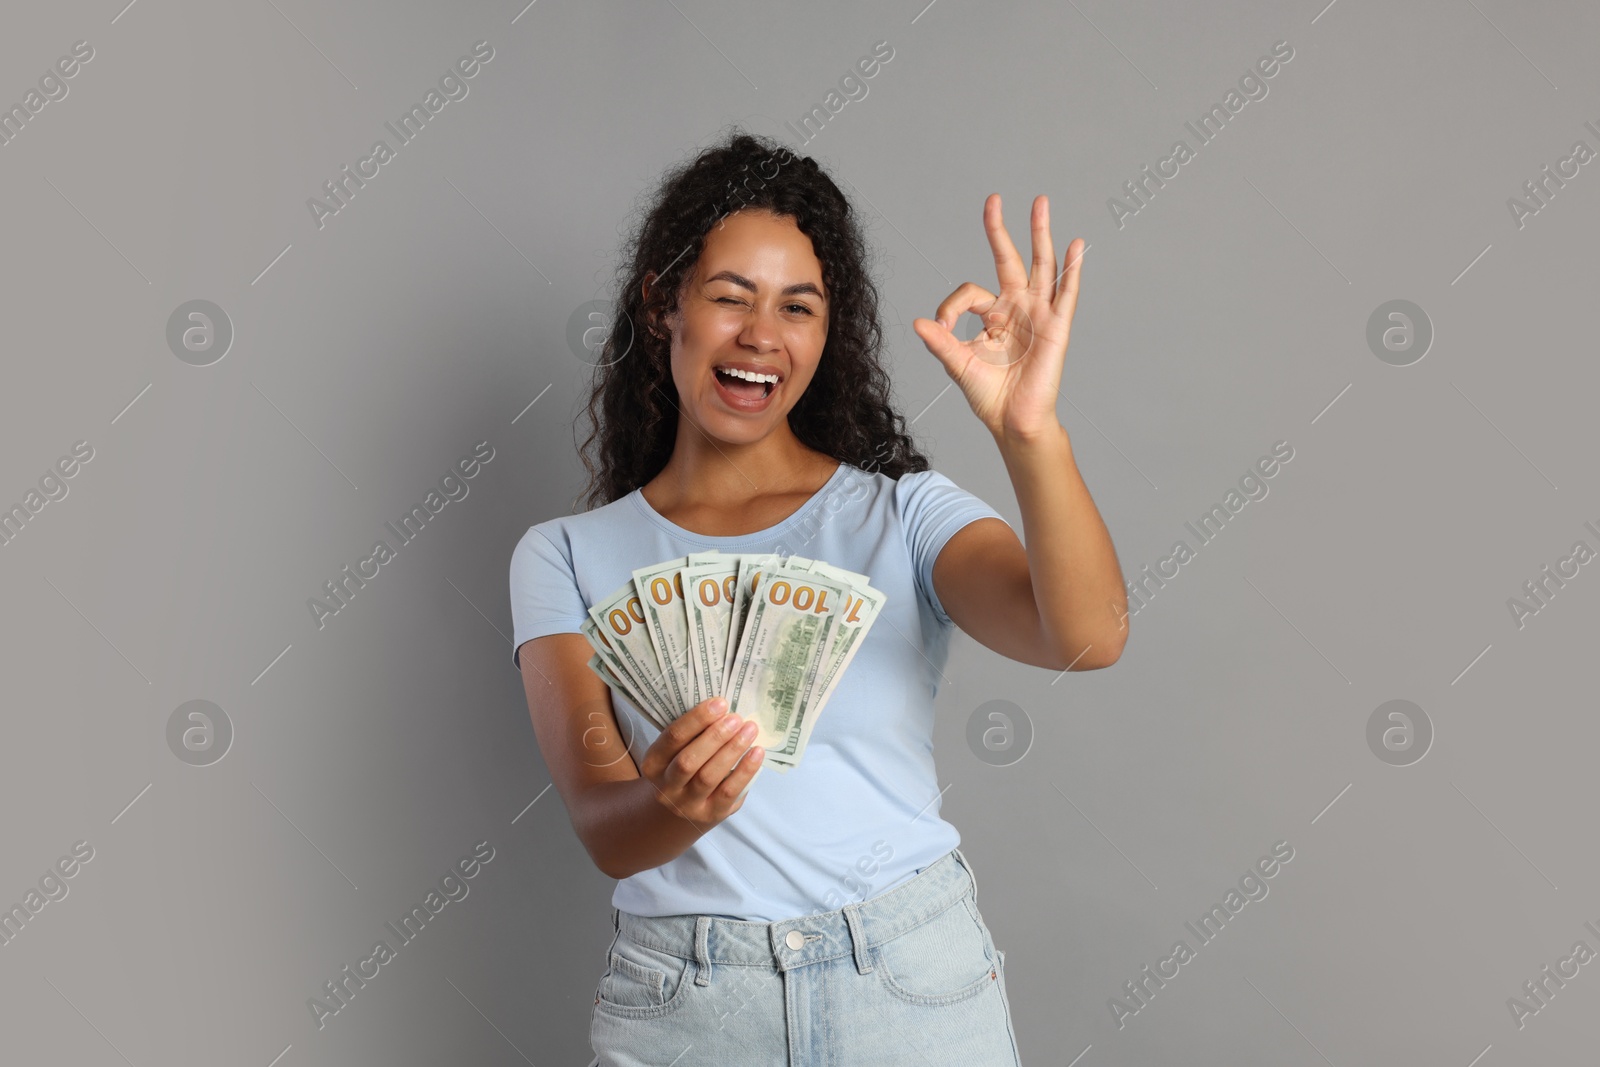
[509,130,1127,1066]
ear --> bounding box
[640,272,668,341]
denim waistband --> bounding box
[613,846,978,986]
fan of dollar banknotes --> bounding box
[580,551,886,773]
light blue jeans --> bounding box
[589,847,1022,1065]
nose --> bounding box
[736,300,782,353]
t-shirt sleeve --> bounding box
[508,524,591,669]
[894,468,1012,627]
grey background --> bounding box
[2,0,1597,1063]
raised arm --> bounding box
[915,194,1128,670]
[931,426,1126,670]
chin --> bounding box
[698,407,782,444]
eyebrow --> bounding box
[704,270,826,302]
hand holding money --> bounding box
[637,696,765,827]
[581,551,886,774]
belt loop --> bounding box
[954,846,977,903]
[693,915,713,986]
[843,902,873,974]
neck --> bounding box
[648,419,834,508]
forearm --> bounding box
[993,421,1128,667]
[575,776,712,880]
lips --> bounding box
[711,363,782,412]
[711,362,783,412]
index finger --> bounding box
[660,695,729,749]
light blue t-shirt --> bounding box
[508,461,1008,921]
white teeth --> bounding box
[717,366,779,384]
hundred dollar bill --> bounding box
[581,615,674,729]
[722,564,851,771]
[582,552,888,773]
[683,550,741,705]
[724,552,784,694]
[785,559,886,759]
[770,556,856,689]
[587,583,677,724]
[586,651,670,732]
[632,556,699,714]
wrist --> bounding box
[991,419,1070,453]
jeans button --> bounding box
[785,930,805,950]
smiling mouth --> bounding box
[713,366,781,400]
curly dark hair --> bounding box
[575,127,931,510]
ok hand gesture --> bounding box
[912,194,1085,442]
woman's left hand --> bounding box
[912,194,1084,442]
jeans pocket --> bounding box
[873,893,997,1006]
[595,935,694,1019]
